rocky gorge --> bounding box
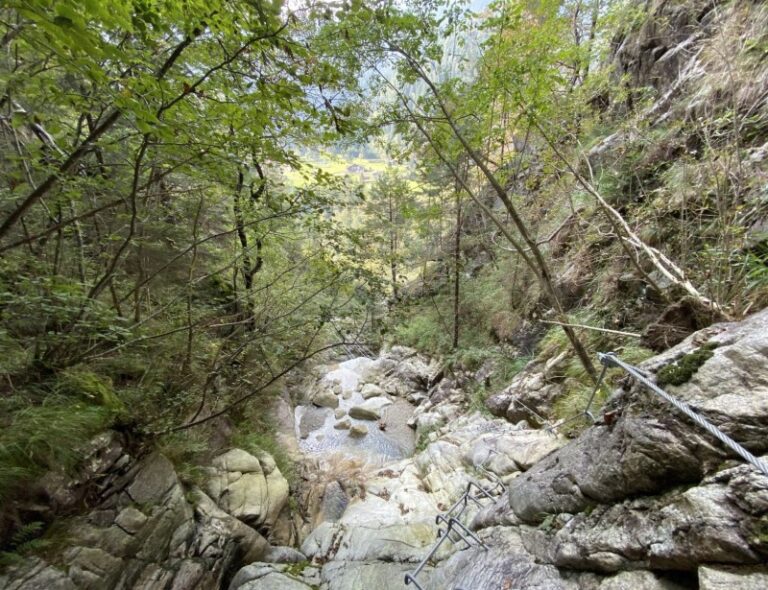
[2,309,767,590]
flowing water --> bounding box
[294,357,416,463]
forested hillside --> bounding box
[1,1,767,588]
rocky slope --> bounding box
[231,311,768,590]
[2,312,767,590]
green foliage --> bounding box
[656,343,718,387]
[0,521,52,567]
[284,560,312,578]
[539,317,654,434]
[56,367,123,411]
[0,402,114,503]
[415,425,440,454]
[745,252,768,299]
[392,303,452,354]
[156,430,209,486]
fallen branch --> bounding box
[539,319,641,338]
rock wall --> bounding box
[0,447,292,590]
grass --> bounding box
[415,425,440,453]
[0,521,49,567]
[156,429,210,486]
[538,316,655,435]
[0,400,116,504]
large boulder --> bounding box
[205,449,290,529]
[508,309,768,523]
[521,461,768,573]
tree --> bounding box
[0,0,375,440]
[363,169,417,303]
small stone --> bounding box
[334,408,346,419]
[312,389,339,409]
[349,397,392,421]
[334,418,351,430]
[349,406,379,420]
[360,383,385,399]
[349,424,368,438]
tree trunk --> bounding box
[384,54,598,380]
[388,191,400,302]
[452,178,462,350]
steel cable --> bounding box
[599,352,768,478]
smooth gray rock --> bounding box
[509,309,768,524]
[349,397,392,420]
[360,383,385,399]
[430,543,568,590]
[333,417,351,429]
[311,388,339,409]
[321,561,424,590]
[229,564,311,590]
[206,448,289,528]
[699,566,768,589]
[212,448,263,473]
[262,546,307,563]
[319,481,348,523]
[126,453,178,505]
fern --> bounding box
[0,521,53,568]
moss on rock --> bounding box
[656,343,718,387]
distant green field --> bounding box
[281,151,399,189]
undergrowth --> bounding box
[0,401,116,503]
[537,313,655,435]
[0,521,49,568]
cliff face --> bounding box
[437,0,768,358]
[2,2,768,589]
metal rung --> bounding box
[405,479,497,588]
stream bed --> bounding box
[294,356,416,463]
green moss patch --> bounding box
[656,343,718,387]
